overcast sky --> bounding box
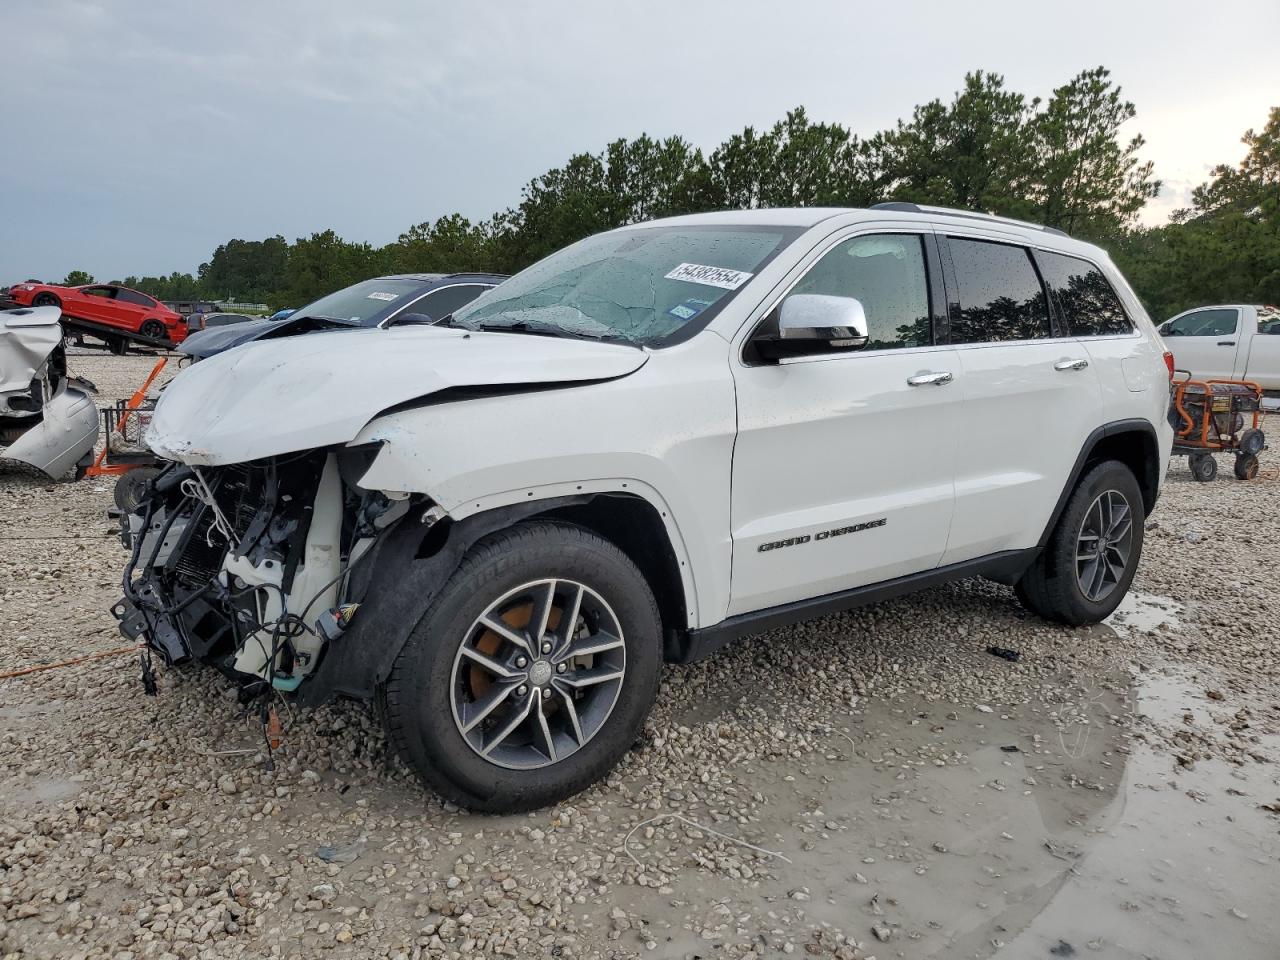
[3,0,1278,283]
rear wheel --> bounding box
[1015,460,1145,626]
[33,292,60,308]
[108,337,128,356]
[139,319,167,341]
[385,521,663,812]
[1188,452,1217,482]
[1234,453,1259,481]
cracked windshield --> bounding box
[451,226,795,343]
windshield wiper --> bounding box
[475,320,632,344]
[297,314,361,326]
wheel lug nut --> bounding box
[515,656,528,669]
[541,641,552,654]
[556,662,567,673]
[516,685,528,697]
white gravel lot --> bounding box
[2,351,1279,960]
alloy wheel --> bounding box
[1075,490,1134,602]
[449,578,626,770]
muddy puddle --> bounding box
[607,644,1280,958]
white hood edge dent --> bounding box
[144,325,649,466]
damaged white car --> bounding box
[1,305,99,479]
[115,206,1173,811]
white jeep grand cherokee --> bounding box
[115,204,1174,811]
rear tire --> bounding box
[1015,460,1145,626]
[139,319,166,341]
[1188,452,1217,482]
[1234,453,1259,481]
[385,521,663,813]
[108,337,128,356]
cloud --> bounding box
[2,0,1278,280]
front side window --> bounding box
[1163,309,1239,338]
[291,278,428,327]
[452,226,799,345]
[81,286,116,300]
[1036,251,1133,337]
[947,238,1051,344]
[780,233,932,350]
[405,284,492,323]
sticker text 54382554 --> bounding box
[664,263,754,290]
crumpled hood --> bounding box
[1,306,62,401]
[146,325,648,465]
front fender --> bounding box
[297,496,592,706]
[350,343,737,629]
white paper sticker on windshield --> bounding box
[366,291,398,301]
[664,263,753,290]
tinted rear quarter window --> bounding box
[947,238,1051,344]
[1037,251,1132,336]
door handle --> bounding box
[906,370,953,387]
[1053,358,1090,371]
[1218,341,1236,346]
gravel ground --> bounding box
[3,352,1280,960]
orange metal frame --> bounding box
[1171,374,1263,451]
[84,357,168,477]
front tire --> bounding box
[1015,460,1145,626]
[385,521,663,812]
[33,292,60,308]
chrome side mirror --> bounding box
[779,294,869,348]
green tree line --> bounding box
[51,67,1280,321]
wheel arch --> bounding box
[1039,418,1161,550]
[299,489,696,707]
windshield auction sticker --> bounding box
[664,263,754,290]
[366,291,398,301]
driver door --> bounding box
[77,286,126,328]
[1162,307,1242,380]
[727,230,960,616]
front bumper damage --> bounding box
[112,450,410,695]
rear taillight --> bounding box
[1163,350,1175,380]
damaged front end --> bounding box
[1,306,98,479]
[113,447,411,693]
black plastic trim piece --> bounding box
[672,548,1038,664]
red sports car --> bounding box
[6,282,187,344]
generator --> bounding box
[1170,373,1266,481]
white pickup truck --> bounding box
[1159,304,1280,391]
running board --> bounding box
[669,548,1038,664]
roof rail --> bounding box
[870,201,1070,238]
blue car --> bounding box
[178,274,505,361]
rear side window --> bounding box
[947,238,1051,344]
[1037,251,1132,337]
[1163,309,1238,338]
[117,289,155,307]
[784,233,932,350]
